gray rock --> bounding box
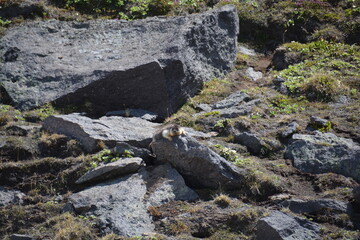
[75,157,144,184]
[238,45,256,56]
[68,164,197,236]
[0,136,38,161]
[10,234,35,240]
[212,91,251,109]
[5,124,40,136]
[142,164,199,206]
[70,173,154,236]
[106,109,158,122]
[0,0,44,19]
[281,122,299,138]
[256,211,320,240]
[0,6,238,118]
[285,132,360,182]
[245,67,263,81]
[309,116,330,130]
[183,127,212,139]
[196,103,212,112]
[217,99,261,118]
[0,187,25,206]
[273,76,289,95]
[272,47,303,70]
[235,132,270,156]
[279,198,351,214]
[42,113,160,152]
[112,142,152,160]
[150,134,246,189]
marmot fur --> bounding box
[152,124,186,141]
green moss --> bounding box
[202,111,220,117]
[278,40,359,99]
[23,104,58,122]
[302,73,345,102]
[268,94,306,116]
[91,148,128,168]
[213,144,240,162]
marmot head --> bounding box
[169,125,183,135]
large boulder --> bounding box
[256,211,320,240]
[0,5,239,118]
[285,132,360,182]
[68,164,198,236]
[150,134,246,189]
[42,113,160,152]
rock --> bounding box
[68,164,197,236]
[150,134,246,189]
[281,121,299,138]
[143,164,199,206]
[256,211,320,240]
[106,109,158,122]
[216,99,261,118]
[75,157,144,184]
[0,0,44,19]
[279,198,351,214]
[238,45,256,56]
[0,187,25,206]
[273,76,289,95]
[245,67,263,81]
[285,132,360,182]
[354,186,360,206]
[112,142,152,161]
[271,46,303,70]
[10,234,35,240]
[42,113,160,152]
[196,103,212,112]
[0,6,239,118]
[69,173,154,236]
[212,91,251,109]
[0,136,38,161]
[5,124,40,136]
[308,116,330,131]
[183,127,213,139]
[235,132,270,156]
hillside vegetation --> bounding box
[0,0,359,239]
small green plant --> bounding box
[268,95,305,116]
[202,111,220,117]
[302,73,344,102]
[91,149,121,168]
[214,119,230,129]
[0,17,11,27]
[311,120,333,132]
[213,144,240,162]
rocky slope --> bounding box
[0,0,360,240]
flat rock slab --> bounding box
[68,164,198,236]
[0,187,25,206]
[279,198,351,214]
[43,113,160,152]
[285,132,360,182]
[256,211,320,240]
[75,157,144,184]
[151,135,246,189]
[0,6,238,118]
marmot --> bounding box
[152,124,186,141]
[149,124,186,159]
